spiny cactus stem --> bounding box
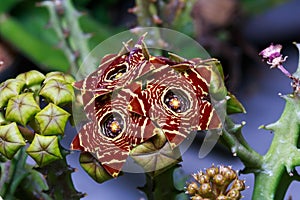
[41,1,78,75]
[253,96,300,199]
[134,0,155,27]
[221,117,263,171]
[41,0,90,76]
[63,0,90,64]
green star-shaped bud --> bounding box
[0,122,26,159]
[35,103,70,136]
[39,79,74,105]
[26,134,62,167]
[79,152,112,183]
[44,72,75,84]
[0,79,25,108]
[16,70,45,86]
[5,93,41,126]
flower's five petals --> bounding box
[72,54,119,91]
[73,36,157,97]
[129,67,221,148]
[72,85,157,177]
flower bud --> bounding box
[186,182,199,195]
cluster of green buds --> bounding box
[0,70,74,166]
[186,165,246,200]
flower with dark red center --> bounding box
[71,85,157,177]
[73,34,154,97]
[129,59,221,148]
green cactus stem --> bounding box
[36,149,85,200]
[252,95,300,199]
[139,164,187,200]
[40,0,90,76]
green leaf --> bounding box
[0,15,69,71]
[0,123,26,159]
[5,93,40,126]
[35,103,70,136]
[79,152,112,183]
[0,0,20,14]
[44,71,75,84]
[26,134,62,167]
[130,130,181,176]
[39,79,74,105]
[226,92,246,114]
[16,70,45,86]
[0,79,25,108]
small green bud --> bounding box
[40,79,74,105]
[199,183,212,196]
[198,174,210,184]
[44,71,75,84]
[35,103,70,136]
[220,166,236,182]
[231,179,246,191]
[226,189,241,199]
[16,70,45,86]
[0,79,25,108]
[186,182,199,195]
[5,93,40,126]
[0,123,26,159]
[213,174,225,186]
[206,166,219,178]
[26,134,62,167]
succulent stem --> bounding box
[221,117,263,171]
[253,95,300,199]
[40,0,90,76]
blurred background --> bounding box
[1,0,300,199]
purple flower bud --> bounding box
[259,44,281,60]
[259,44,288,68]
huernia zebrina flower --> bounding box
[71,34,222,177]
